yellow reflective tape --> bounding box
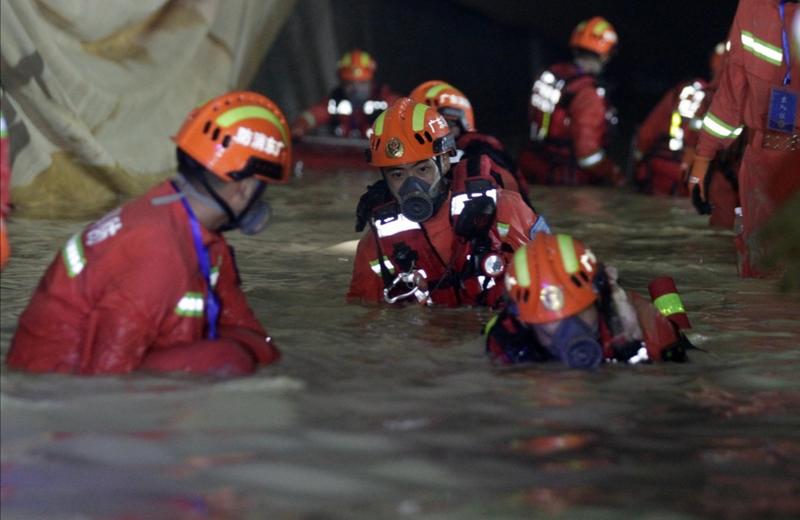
[425,83,453,99]
[592,21,610,36]
[557,234,579,274]
[702,112,737,139]
[216,106,288,144]
[412,103,428,132]
[483,314,500,336]
[741,31,783,65]
[669,111,682,138]
[341,53,352,67]
[360,52,371,67]
[653,293,685,317]
[513,247,531,288]
[373,111,386,137]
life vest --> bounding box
[327,86,390,137]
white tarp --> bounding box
[0,0,295,217]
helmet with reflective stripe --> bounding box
[409,80,475,132]
[367,97,455,167]
[505,234,599,324]
[172,91,291,183]
[569,17,618,57]
[338,49,377,82]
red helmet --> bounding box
[409,80,475,132]
[338,49,376,82]
[367,97,455,167]
[505,234,599,325]
[172,91,291,183]
[569,17,618,57]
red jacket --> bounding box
[521,62,618,184]
[7,181,279,374]
[292,84,399,138]
[697,0,799,159]
[348,189,537,305]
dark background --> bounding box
[253,0,739,161]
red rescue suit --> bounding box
[635,79,710,196]
[292,84,399,138]
[348,184,537,307]
[635,79,742,228]
[7,181,279,375]
[696,0,800,276]
[519,62,619,185]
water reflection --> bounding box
[1,170,799,518]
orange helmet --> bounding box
[505,234,599,325]
[172,91,291,183]
[367,97,455,167]
[338,49,376,82]
[569,17,618,57]
[409,80,475,132]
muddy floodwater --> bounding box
[2,169,799,519]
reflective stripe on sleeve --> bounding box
[175,292,204,317]
[301,111,316,127]
[741,30,783,66]
[62,233,87,278]
[576,149,605,168]
[653,293,686,317]
[702,112,738,139]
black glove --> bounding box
[355,180,392,232]
[454,195,496,240]
[691,184,712,215]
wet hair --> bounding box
[176,148,227,191]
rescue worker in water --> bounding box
[348,97,548,307]
[291,49,399,139]
[6,91,291,376]
[518,16,622,185]
[485,233,695,369]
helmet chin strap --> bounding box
[174,174,226,214]
[174,173,243,232]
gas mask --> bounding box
[396,175,446,223]
[538,315,603,369]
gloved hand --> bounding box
[691,183,712,215]
[454,195,496,240]
[355,179,392,232]
[687,156,711,200]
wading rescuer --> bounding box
[7,92,291,376]
[290,49,399,139]
[688,0,799,277]
[519,17,622,186]
[409,80,532,206]
[348,98,548,307]
[485,234,695,369]
[633,43,742,229]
